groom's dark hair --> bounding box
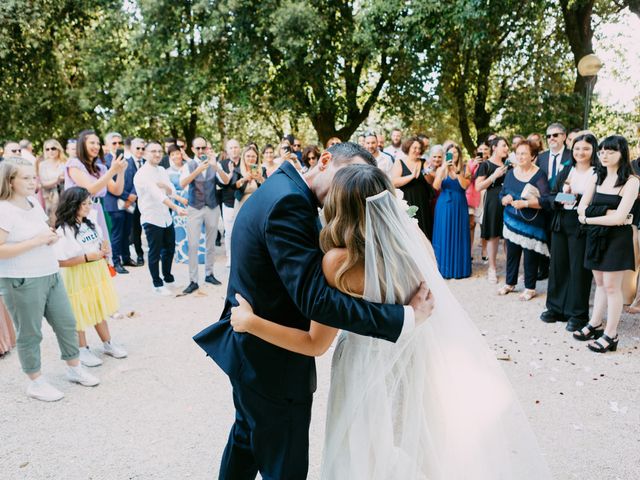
[326,141,376,167]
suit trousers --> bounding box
[130,205,143,258]
[108,210,134,264]
[219,380,313,480]
[506,239,540,290]
[186,206,220,283]
[142,223,175,287]
[546,210,593,321]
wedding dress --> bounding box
[321,190,553,480]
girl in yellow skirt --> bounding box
[55,187,127,367]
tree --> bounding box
[218,0,439,144]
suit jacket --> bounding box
[104,154,137,212]
[193,161,405,400]
[537,149,572,189]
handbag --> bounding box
[521,183,540,200]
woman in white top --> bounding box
[233,145,266,213]
[0,158,99,402]
[55,187,127,367]
[541,133,598,332]
[36,138,67,225]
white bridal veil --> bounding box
[321,190,553,480]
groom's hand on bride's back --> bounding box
[409,282,434,325]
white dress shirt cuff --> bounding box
[398,306,415,341]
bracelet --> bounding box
[84,254,89,263]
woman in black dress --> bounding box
[575,135,640,353]
[475,136,510,284]
[391,136,434,239]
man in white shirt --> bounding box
[19,139,37,165]
[383,128,405,161]
[133,141,187,295]
[364,132,393,176]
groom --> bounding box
[194,142,433,480]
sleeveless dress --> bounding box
[398,159,433,239]
[432,176,471,279]
[476,161,505,239]
[584,192,635,271]
[64,158,110,238]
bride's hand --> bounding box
[230,293,255,333]
[409,282,435,325]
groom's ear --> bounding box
[317,151,332,171]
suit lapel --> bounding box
[278,160,318,209]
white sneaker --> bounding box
[152,286,173,296]
[79,346,103,367]
[66,365,100,387]
[103,340,127,359]
[26,376,64,402]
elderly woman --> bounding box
[498,140,550,300]
[36,139,67,225]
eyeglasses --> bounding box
[45,147,58,152]
[194,146,207,151]
[111,141,123,145]
[546,133,563,139]
[134,147,144,151]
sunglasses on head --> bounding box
[546,133,563,139]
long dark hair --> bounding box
[596,135,632,187]
[489,136,508,159]
[55,187,97,237]
[77,129,104,177]
[571,133,599,168]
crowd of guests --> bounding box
[1,123,639,402]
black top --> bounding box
[218,158,241,207]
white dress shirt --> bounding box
[373,151,394,176]
[547,147,565,180]
[133,163,175,228]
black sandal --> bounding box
[572,323,604,341]
[587,334,619,353]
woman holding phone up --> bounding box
[233,145,265,213]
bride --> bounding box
[230,165,553,479]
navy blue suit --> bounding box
[537,148,572,190]
[105,154,137,264]
[193,161,404,479]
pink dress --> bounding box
[0,297,16,355]
[466,159,482,210]
[64,158,110,236]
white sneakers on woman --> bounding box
[66,364,100,387]
[103,341,127,359]
[27,376,64,402]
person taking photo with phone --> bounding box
[179,136,230,295]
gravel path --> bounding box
[1,252,639,479]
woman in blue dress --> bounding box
[432,144,472,279]
[498,140,550,301]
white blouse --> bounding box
[55,223,104,261]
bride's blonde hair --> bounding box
[319,165,395,296]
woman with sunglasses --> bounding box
[36,139,67,225]
[575,135,640,353]
[301,145,320,173]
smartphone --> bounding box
[555,192,576,204]
[250,164,259,174]
[445,152,453,164]
[504,158,512,168]
[200,154,208,162]
[282,145,291,154]
[116,148,124,158]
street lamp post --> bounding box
[577,54,603,130]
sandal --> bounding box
[519,289,536,301]
[497,285,516,296]
[588,333,619,353]
[626,305,640,314]
[572,322,604,341]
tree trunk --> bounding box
[559,0,594,95]
[182,111,198,148]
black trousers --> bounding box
[142,223,175,287]
[219,380,312,480]
[506,240,540,290]
[108,210,133,264]
[546,210,593,321]
[130,205,144,257]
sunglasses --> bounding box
[45,147,59,152]
[293,143,301,147]
[112,141,123,145]
[194,146,207,151]
[9,148,22,153]
[546,133,563,139]
[134,147,144,151]
[307,156,317,160]
[176,143,185,148]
